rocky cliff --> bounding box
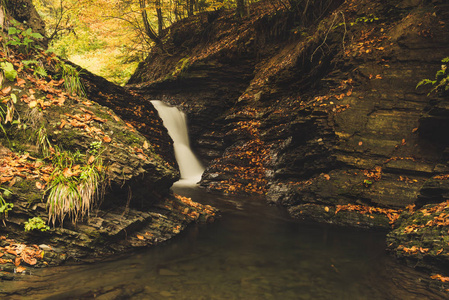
[128,0,449,281]
[0,1,217,275]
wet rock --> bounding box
[158,268,180,276]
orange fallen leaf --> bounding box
[87,155,95,165]
[137,154,146,160]
[1,86,11,95]
[15,266,26,273]
[103,136,112,143]
[14,257,21,267]
[136,235,144,240]
[63,167,73,178]
[16,78,26,86]
[58,119,67,129]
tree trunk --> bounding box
[188,0,194,16]
[155,0,164,35]
[236,0,246,18]
[139,0,162,46]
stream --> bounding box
[0,101,445,299]
[0,186,445,299]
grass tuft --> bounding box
[46,150,105,227]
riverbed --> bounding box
[0,185,445,299]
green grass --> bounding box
[46,149,105,227]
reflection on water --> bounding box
[0,187,446,299]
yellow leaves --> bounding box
[0,241,44,270]
[112,115,121,122]
[0,151,54,187]
[430,274,449,282]
[335,203,401,224]
[16,77,25,87]
[35,181,44,190]
[58,119,67,129]
[397,245,423,254]
[363,166,382,182]
[87,155,95,165]
[1,86,11,95]
[398,176,418,183]
[369,74,383,80]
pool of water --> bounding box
[0,186,445,299]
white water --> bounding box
[151,100,204,185]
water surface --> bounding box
[0,186,445,299]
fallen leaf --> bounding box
[58,119,67,129]
[103,136,112,143]
[15,266,26,273]
[1,86,11,95]
[14,257,21,267]
[35,181,44,190]
[136,235,144,240]
[87,155,95,165]
[16,77,25,86]
[62,168,73,178]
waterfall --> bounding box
[151,100,204,186]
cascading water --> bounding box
[151,100,204,186]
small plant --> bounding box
[45,149,105,227]
[36,126,52,156]
[23,60,48,78]
[24,217,50,232]
[0,61,18,81]
[53,59,85,97]
[353,14,379,25]
[416,58,449,96]
[0,92,22,141]
[6,20,44,54]
[363,179,373,187]
[0,187,13,224]
[88,141,102,156]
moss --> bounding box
[172,57,191,77]
[12,179,43,204]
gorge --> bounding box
[0,0,449,298]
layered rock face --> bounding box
[128,0,449,275]
[0,1,219,266]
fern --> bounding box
[416,58,448,96]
